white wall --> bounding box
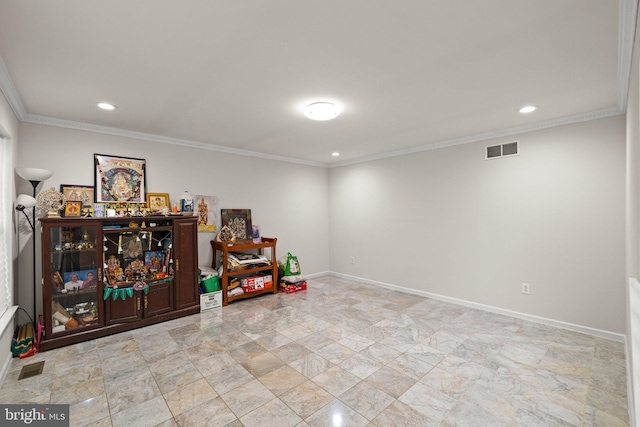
[14,100,628,337]
[330,115,626,334]
[16,122,330,320]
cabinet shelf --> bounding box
[107,277,174,288]
[211,238,278,306]
[51,248,97,254]
[102,226,173,234]
[225,264,273,277]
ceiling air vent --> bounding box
[485,141,519,160]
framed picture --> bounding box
[51,271,64,293]
[64,201,82,217]
[221,209,252,241]
[194,195,218,233]
[60,185,94,208]
[146,193,170,212]
[94,154,146,203]
[144,250,164,270]
[63,269,97,292]
[118,232,152,259]
[93,203,106,217]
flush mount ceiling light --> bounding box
[304,102,340,121]
[96,102,117,111]
[331,152,340,157]
[518,105,538,114]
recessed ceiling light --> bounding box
[97,102,116,111]
[518,105,538,114]
[304,102,340,121]
[331,152,340,157]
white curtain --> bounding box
[0,135,12,319]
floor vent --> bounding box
[486,141,519,159]
[18,361,44,380]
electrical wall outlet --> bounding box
[522,283,530,295]
[350,257,355,264]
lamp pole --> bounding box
[28,180,38,325]
[15,167,53,328]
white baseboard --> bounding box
[325,271,626,342]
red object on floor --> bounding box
[18,347,37,359]
[279,281,307,293]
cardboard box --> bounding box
[241,276,264,293]
[200,291,222,311]
[240,274,273,293]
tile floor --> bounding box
[0,276,630,426]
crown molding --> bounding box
[329,107,624,168]
[0,54,25,120]
[21,113,328,168]
[617,0,638,111]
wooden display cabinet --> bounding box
[39,215,199,350]
[211,237,278,306]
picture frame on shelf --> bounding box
[146,193,170,212]
[118,232,152,260]
[64,201,82,217]
[144,250,164,270]
[60,184,94,208]
[93,203,106,217]
[51,271,64,293]
[62,269,97,292]
[94,154,146,203]
[221,209,252,241]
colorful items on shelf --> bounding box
[102,281,148,301]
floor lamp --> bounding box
[15,167,53,326]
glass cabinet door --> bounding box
[47,224,101,334]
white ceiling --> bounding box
[0,1,635,167]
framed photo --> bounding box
[94,154,146,203]
[63,269,97,292]
[146,193,170,212]
[221,209,252,241]
[51,271,64,293]
[118,232,152,259]
[60,185,94,208]
[64,201,82,217]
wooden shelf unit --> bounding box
[39,215,200,351]
[211,237,278,306]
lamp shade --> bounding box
[16,167,53,182]
[15,194,37,210]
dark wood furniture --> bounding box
[211,238,278,306]
[39,215,199,351]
